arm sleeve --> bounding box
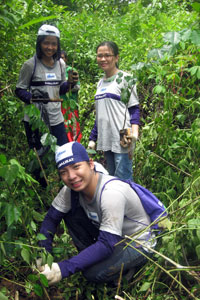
[58,230,122,278]
[128,104,140,125]
[59,81,71,95]
[39,206,65,253]
[15,59,34,103]
[59,81,77,95]
[89,120,98,141]
[15,88,32,104]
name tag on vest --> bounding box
[46,73,57,80]
[88,211,99,223]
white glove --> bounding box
[88,140,96,150]
[39,263,62,285]
[32,258,43,273]
[128,132,138,142]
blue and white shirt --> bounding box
[95,71,139,153]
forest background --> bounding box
[0,0,200,299]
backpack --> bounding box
[71,178,167,230]
[99,178,168,230]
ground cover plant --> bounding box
[0,0,200,299]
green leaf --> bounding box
[0,291,9,300]
[163,32,181,45]
[39,274,49,287]
[33,211,44,222]
[19,15,58,29]
[139,281,151,292]
[40,133,56,146]
[196,245,200,259]
[69,99,77,110]
[47,253,53,268]
[21,248,30,265]
[158,218,172,230]
[153,85,166,94]
[33,283,44,297]
[190,30,200,46]
[86,149,96,155]
[36,233,47,241]
[27,274,38,283]
[192,2,200,12]
[52,247,64,254]
[1,164,19,186]
[5,204,20,227]
[0,154,7,164]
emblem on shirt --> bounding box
[46,73,57,80]
[87,211,99,223]
[100,88,106,92]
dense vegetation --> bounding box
[0,0,200,299]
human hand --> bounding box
[88,140,96,150]
[32,90,50,104]
[68,70,79,84]
[126,132,138,143]
[39,263,62,285]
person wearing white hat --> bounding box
[36,141,160,285]
[15,24,79,186]
[15,24,79,147]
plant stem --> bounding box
[116,263,124,296]
[151,152,192,177]
[124,237,198,300]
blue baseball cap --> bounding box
[55,142,89,170]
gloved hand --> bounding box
[120,128,138,148]
[32,89,50,104]
[68,70,79,84]
[39,263,62,285]
[88,140,96,150]
[32,257,43,273]
[126,132,138,143]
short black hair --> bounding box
[36,36,61,60]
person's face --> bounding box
[96,45,118,73]
[59,160,95,193]
[61,54,67,63]
[41,36,58,58]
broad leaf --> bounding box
[21,248,30,265]
[163,32,181,45]
[5,204,20,227]
[190,30,200,46]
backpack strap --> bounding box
[70,189,80,214]
[29,55,37,90]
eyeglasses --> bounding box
[96,54,115,59]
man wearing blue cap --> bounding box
[37,141,159,284]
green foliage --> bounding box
[0,0,200,299]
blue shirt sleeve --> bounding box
[39,205,65,253]
[128,104,140,125]
[58,230,122,278]
[15,88,32,104]
[89,120,98,141]
[60,81,76,95]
